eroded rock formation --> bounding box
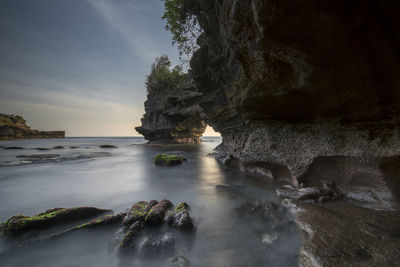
[135,81,207,144]
[181,0,400,265]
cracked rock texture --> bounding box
[135,82,206,144]
[188,0,400,201]
[283,199,400,267]
[184,1,400,265]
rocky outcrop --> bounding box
[179,0,400,265]
[0,207,112,236]
[0,113,64,140]
[135,82,207,144]
[283,199,400,267]
[189,0,400,183]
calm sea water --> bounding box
[0,137,302,267]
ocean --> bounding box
[0,137,302,266]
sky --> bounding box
[0,0,218,137]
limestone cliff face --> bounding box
[0,113,65,140]
[189,0,400,193]
[135,82,206,144]
[186,1,400,265]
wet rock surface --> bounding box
[51,212,126,238]
[166,202,193,229]
[276,181,342,202]
[154,154,186,166]
[283,199,400,266]
[135,81,206,144]
[0,207,112,236]
[118,221,145,249]
[145,199,173,225]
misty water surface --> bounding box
[0,137,302,267]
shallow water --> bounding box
[0,137,302,267]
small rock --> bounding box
[154,154,186,166]
[145,199,173,225]
[53,146,64,149]
[119,221,145,248]
[99,145,117,149]
[123,201,148,226]
[261,232,278,244]
[3,146,24,150]
[167,202,193,229]
[164,255,191,267]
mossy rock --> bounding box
[166,202,193,229]
[154,154,186,166]
[119,221,145,249]
[50,212,126,238]
[123,201,148,226]
[145,199,173,224]
[0,207,112,236]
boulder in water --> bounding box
[154,154,186,166]
[166,202,193,229]
[0,207,112,236]
[119,221,145,249]
[145,199,173,225]
[123,200,158,226]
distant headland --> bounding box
[0,113,65,140]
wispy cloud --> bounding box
[86,0,161,65]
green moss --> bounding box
[154,154,185,166]
[0,209,68,234]
[174,202,188,212]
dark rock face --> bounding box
[188,0,400,183]
[283,199,400,267]
[166,202,193,229]
[184,1,400,266]
[135,83,207,144]
[145,199,173,225]
[119,221,145,249]
[0,113,64,140]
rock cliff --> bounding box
[179,0,400,265]
[135,81,206,144]
[187,0,400,202]
[0,113,65,140]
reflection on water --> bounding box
[0,137,302,267]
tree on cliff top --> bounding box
[146,55,186,96]
[162,0,201,64]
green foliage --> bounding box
[162,0,201,63]
[146,55,187,95]
[154,153,185,166]
[0,113,26,126]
